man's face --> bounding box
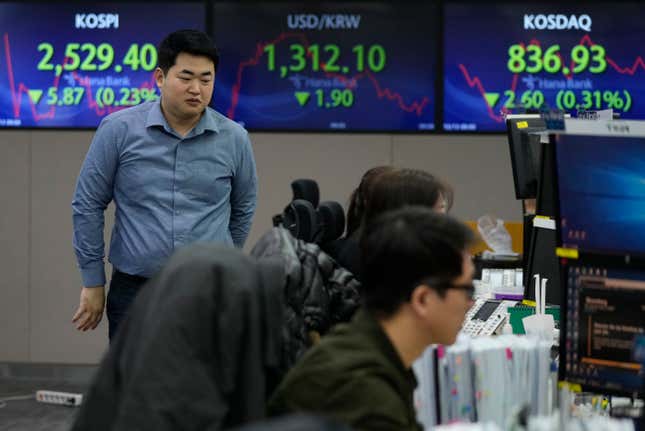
[426,252,475,345]
[155,52,215,123]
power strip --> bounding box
[35,390,83,407]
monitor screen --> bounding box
[0,2,205,128]
[560,262,645,396]
[555,133,645,256]
[444,2,645,132]
[210,1,438,132]
[506,117,546,199]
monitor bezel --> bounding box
[506,116,547,199]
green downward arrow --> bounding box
[484,92,500,108]
[294,91,310,106]
[28,89,43,105]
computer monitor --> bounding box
[524,225,561,305]
[553,121,645,396]
[559,260,645,396]
[506,116,547,200]
[523,134,561,304]
[554,129,645,257]
[524,121,645,304]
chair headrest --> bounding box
[291,179,320,208]
[315,201,346,244]
[281,199,317,243]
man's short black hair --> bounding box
[157,29,220,74]
[360,206,475,315]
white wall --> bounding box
[0,130,521,363]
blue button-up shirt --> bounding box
[72,100,257,287]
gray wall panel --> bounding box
[1,128,518,364]
[392,134,521,222]
[0,132,30,360]
[30,131,108,363]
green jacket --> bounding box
[268,309,423,431]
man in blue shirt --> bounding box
[71,29,257,340]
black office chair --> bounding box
[314,201,345,245]
[272,179,345,245]
[279,199,318,244]
[290,179,320,208]
[272,179,320,239]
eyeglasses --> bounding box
[421,278,476,300]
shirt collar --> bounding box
[145,99,170,130]
[191,107,219,136]
[145,99,220,137]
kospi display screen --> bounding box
[211,2,438,132]
[0,2,204,128]
[444,3,645,131]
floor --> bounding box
[0,363,95,431]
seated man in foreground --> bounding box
[268,206,476,431]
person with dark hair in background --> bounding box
[268,206,476,431]
[322,165,393,267]
[363,168,453,223]
[71,29,257,340]
[344,165,396,238]
[327,167,453,281]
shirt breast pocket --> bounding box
[185,161,232,204]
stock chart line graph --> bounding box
[226,31,430,119]
[457,34,645,124]
[3,33,157,123]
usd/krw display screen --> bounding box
[211,2,438,131]
[0,2,204,128]
[444,3,645,131]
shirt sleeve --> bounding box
[71,118,120,287]
[229,129,258,248]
